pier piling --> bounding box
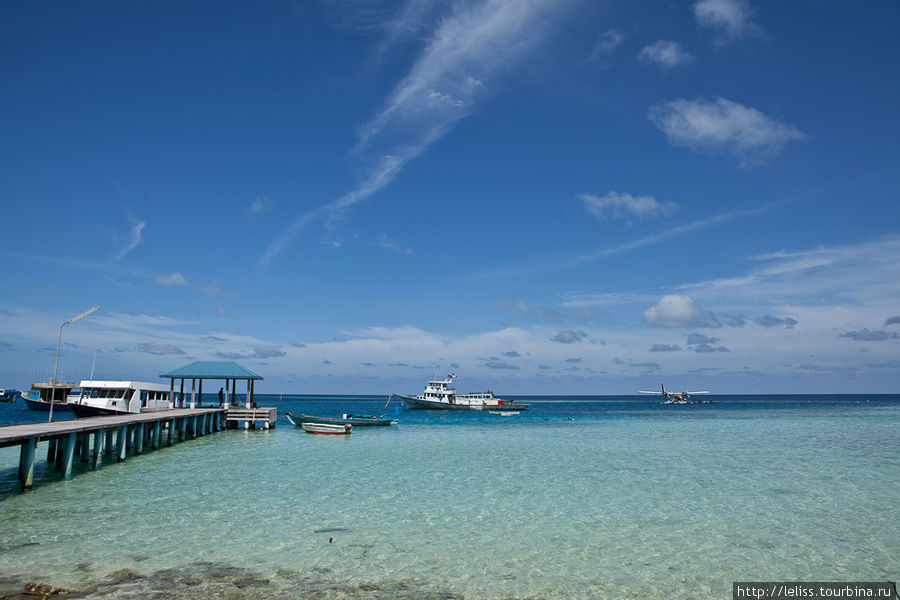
[1,408,227,491]
[18,438,36,490]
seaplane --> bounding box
[639,384,714,405]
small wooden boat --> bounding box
[0,388,18,402]
[285,411,396,427]
[300,422,352,435]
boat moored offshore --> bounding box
[285,411,397,427]
[300,422,352,435]
[395,374,529,411]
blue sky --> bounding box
[2,0,899,394]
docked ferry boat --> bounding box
[68,380,178,417]
[21,382,78,411]
[396,374,529,411]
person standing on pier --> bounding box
[218,387,224,406]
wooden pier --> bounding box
[224,406,277,429]
[0,408,225,491]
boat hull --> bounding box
[285,412,396,427]
[70,403,127,418]
[398,394,472,410]
[300,422,352,435]
[399,394,530,411]
[23,398,70,412]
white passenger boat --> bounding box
[395,374,529,411]
[68,380,178,417]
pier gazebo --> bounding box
[160,360,262,409]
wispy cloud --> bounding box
[156,271,187,287]
[136,342,186,355]
[638,40,693,68]
[679,234,900,308]
[216,346,286,359]
[693,0,759,45]
[474,205,768,280]
[649,97,805,167]
[579,191,678,221]
[248,195,275,215]
[192,281,229,297]
[112,210,145,260]
[154,271,228,297]
[498,300,565,321]
[261,0,564,266]
[378,233,413,255]
[588,28,625,64]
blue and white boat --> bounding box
[21,382,77,411]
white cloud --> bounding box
[261,0,564,266]
[559,291,655,308]
[378,233,413,255]
[694,0,759,44]
[156,271,187,287]
[643,295,721,328]
[473,205,768,281]
[112,210,145,260]
[639,40,692,68]
[578,191,678,221]
[248,195,275,214]
[680,235,900,309]
[589,28,625,62]
[93,312,191,330]
[648,97,805,167]
[192,281,229,297]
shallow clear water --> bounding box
[0,396,897,599]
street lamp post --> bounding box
[49,306,100,423]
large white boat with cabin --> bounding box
[68,380,179,418]
[395,374,529,411]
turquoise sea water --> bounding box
[0,395,897,599]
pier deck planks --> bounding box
[0,408,225,448]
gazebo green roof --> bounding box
[160,361,263,380]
